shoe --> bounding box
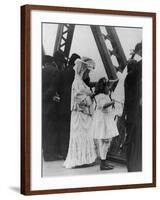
[100,165,114,170]
[105,162,114,168]
[105,159,114,167]
[100,164,114,170]
[100,159,114,170]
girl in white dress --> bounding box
[64,57,97,168]
[91,77,119,170]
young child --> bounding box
[91,77,119,170]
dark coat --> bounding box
[58,66,75,116]
[124,60,142,122]
[124,59,142,172]
[42,63,60,117]
[57,66,75,158]
[42,63,61,161]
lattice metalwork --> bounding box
[53,24,75,62]
[52,24,127,77]
[91,25,118,80]
[104,26,127,71]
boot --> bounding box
[105,158,115,168]
[100,159,114,170]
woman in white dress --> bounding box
[64,57,97,168]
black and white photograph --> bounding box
[42,23,142,177]
[21,5,156,194]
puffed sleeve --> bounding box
[71,78,93,114]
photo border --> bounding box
[21,4,156,195]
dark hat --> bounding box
[53,51,66,63]
[68,53,81,66]
[134,42,142,53]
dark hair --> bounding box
[95,77,107,95]
[42,55,54,66]
[68,53,81,66]
[53,51,66,64]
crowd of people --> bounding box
[42,41,142,172]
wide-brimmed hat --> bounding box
[81,57,95,70]
[75,57,95,69]
[74,57,95,76]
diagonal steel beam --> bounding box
[105,26,127,71]
[90,25,117,80]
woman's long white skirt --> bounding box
[64,111,97,168]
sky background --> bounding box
[42,23,142,81]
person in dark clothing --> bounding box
[42,55,54,68]
[58,53,81,159]
[123,42,142,172]
[42,51,66,161]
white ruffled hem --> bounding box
[63,136,97,168]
